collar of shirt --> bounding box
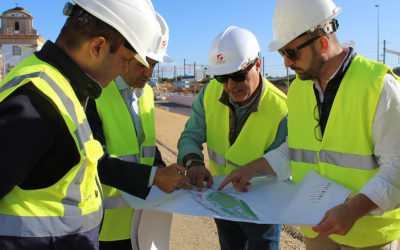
[113,75,145,145]
[313,47,357,102]
[34,41,102,103]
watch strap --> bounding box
[185,158,205,171]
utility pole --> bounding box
[286,67,290,88]
[383,40,386,64]
[193,62,197,94]
[157,63,160,78]
[194,62,196,80]
[184,59,186,76]
[262,56,265,77]
[174,65,177,82]
[375,4,380,62]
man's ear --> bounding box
[89,37,107,58]
[255,57,262,70]
[319,36,330,54]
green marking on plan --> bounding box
[206,192,259,220]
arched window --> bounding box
[14,22,20,33]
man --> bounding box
[0,1,186,249]
[177,26,288,250]
[86,12,183,250]
[219,0,400,249]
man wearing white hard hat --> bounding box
[0,1,182,249]
[177,26,288,250]
[86,12,182,250]
[219,0,400,249]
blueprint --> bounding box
[121,171,352,225]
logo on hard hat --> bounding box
[161,41,167,48]
[216,54,225,64]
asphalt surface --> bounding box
[154,94,196,117]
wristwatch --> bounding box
[184,158,205,171]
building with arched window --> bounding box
[0,6,45,80]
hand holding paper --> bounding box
[312,193,378,236]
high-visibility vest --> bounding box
[287,55,400,247]
[204,78,287,175]
[95,81,156,241]
[0,54,104,238]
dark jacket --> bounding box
[0,41,155,249]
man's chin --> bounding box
[229,93,246,104]
[132,81,147,89]
[296,72,312,81]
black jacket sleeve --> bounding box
[86,98,153,199]
[0,84,80,199]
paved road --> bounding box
[155,94,196,117]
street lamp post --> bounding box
[375,4,380,62]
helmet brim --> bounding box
[205,61,245,76]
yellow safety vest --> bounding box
[95,81,156,241]
[287,55,400,247]
[204,78,287,175]
[0,54,104,238]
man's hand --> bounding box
[186,165,213,191]
[217,164,254,192]
[153,164,192,194]
[218,157,273,192]
[218,157,269,192]
[312,193,378,236]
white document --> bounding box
[121,171,352,225]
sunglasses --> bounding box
[278,36,321,61]
[214,59,256,83]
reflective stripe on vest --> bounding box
[289,148,378,170]
[142,145,156,158]
[207,148,226,167]
[204,78,287,175]
[0,63,103,237]
[95,82,156,241]
[104,196,129,209]
[287,55,400,247]
[120,154,139,163]
[207,148,242,168]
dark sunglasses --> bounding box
[214,59,257,83]
[278,36,321,61]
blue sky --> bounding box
[2,0,400,77]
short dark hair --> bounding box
[56,6,126,53]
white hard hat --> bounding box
[71,0,159,67]
[206,26,260,76]
[147,12,173,63]
[268,0,341,51]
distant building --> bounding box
[148,77,159,87]
[0,6,46,80]
[181,75,195,82]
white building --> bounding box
[0,6,45,80]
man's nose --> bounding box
[143,68,153,77]
[227,78,241,88]
[283,55,295,68]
